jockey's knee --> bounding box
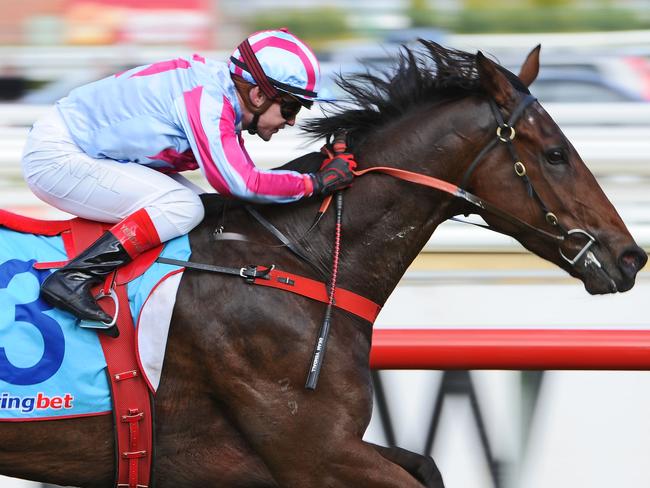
[147,188,205,241]
[174,191,205,234]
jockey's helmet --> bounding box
[228,28,321,109]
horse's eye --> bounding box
[545,148,567,165]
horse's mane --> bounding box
[302,40,529,150]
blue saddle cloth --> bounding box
[0,226,189,420]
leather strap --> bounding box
[253,268,381,324]
[66,219,154,488]
[245,206,328,278]
[352,166,563,243]
[156,256,273,282]
[155,256,381,324]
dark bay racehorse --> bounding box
[1,42,646,487]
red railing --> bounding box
[369,329,650,370]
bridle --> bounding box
[349,93,600,269]
[459,93,598,267]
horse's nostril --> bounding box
[619,246,648,278]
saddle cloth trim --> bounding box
[0,209,72,236]
[0,410,111,423]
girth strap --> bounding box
[156,256,274,282]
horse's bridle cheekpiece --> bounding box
[459,94,599,269]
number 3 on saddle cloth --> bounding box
[0,209,189,485]
[0,210,190,420]
[0,207,189,409]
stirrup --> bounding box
[79,288,119,336]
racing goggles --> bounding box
[277,94,304,121]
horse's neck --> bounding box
[331,172,457,306]
[317,98,490,306]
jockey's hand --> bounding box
[311,153,357,196]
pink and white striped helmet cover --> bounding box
[228,28,321,102]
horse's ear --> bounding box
[518,44,541,87]
[476,51,516,107]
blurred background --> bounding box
[0,1,649,487]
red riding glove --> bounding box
[310,153,357,196]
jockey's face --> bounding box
[242,86,296,142]
[255,96,296,142]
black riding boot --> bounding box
[40,231,132,329]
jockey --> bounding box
[22,28,356,332]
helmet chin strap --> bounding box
[245,97,273,135]
[247,112,260,135]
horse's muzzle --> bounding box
[617,245,647,290]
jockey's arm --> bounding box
[176,87,314,203]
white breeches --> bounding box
[22,107,205,243]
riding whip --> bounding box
[305,190,343,390]
[305,134,348,390]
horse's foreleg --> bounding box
[368,442,445,488]
[268,437,436,488]
[230,410,438,488]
